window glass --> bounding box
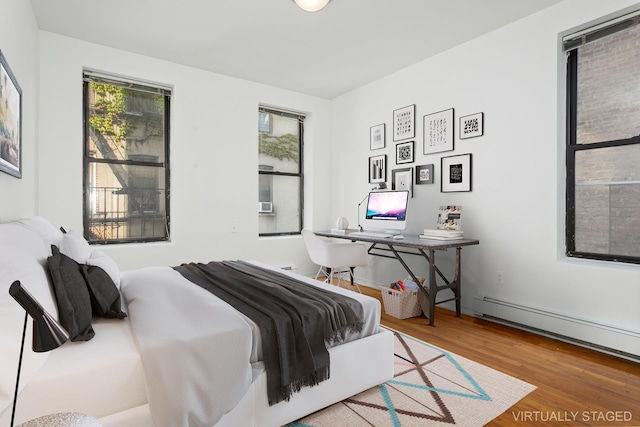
[576,24,640,144]
[258,108,303,236]
[84,76,170,243]
[565,16,640,263]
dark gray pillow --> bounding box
[80,264,127,319]
[47,245,95,341]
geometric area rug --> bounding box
[286,329,536,426]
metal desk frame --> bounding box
[315,231,479,326]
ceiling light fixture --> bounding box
[293,0,331,13]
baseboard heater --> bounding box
[476,297,640,363]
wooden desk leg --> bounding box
[428,249,437,326]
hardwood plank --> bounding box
[350,283,640,426]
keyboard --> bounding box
[349,231,394,238]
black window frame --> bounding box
[564,17,640,264]
[258,107,304,237]
[82,72,171,244]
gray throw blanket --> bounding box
[173,260,365,405]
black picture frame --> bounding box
[369,154,386,184]
[416,164,434,185]
[395,140,414,164]
[0,50,22,178]
[392,167,413,197]
[441,153,472,193]
[459,112,484,139]
[393,104,415,141]
[423,108,454,155]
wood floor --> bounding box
[348,283,640,426]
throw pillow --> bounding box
[47,245,95,341]
[80,264,127,319]
[59,229,92,264]
[86,250,121,288]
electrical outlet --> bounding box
[496,270,504,286]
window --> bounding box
[564,13,640,264]
[83,71,170,243]
[258,107,304,236]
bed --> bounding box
[0,217,394,427]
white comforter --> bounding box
[120,262,381,427]
[121,267,253,427]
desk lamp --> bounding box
[357,182,387,231]
[8,280,69,427]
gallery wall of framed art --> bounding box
[367,104,483,194]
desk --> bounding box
[315,231,479,326]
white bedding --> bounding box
[121,266,253,427]
[120,261,382,427]
[0,318,147,425]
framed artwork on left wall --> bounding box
[0,50,22,178]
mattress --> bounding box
[2,316,148,425]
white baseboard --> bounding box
[474,297,640,361]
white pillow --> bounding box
[86,250,121,288]
[13,217,62,251]
[59,230,92,264]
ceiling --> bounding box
[29,0,563,99]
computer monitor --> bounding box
[362,190,410,234]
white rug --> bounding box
[287,329,536,426]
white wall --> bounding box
[331,0,640,356]
[0,0,39,221]
[37,32,333,275]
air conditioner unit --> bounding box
[258,202,273,213]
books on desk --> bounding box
[421,206,464,240]
[420,229,464,240]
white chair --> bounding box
[302,229,369,292]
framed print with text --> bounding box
[441,153,472,192]
[396,140,414,164]
[369,154,387,184]
[423,108,454,155]
[459,112,484,139]
[370,123,385,150]
[393,104,415,141]
[416,164,434,185]
[0,50,22,178]
[392,167,413,197]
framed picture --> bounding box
[423,108,454,155]
[416,164,434,185]
[392,167,413,197]
[0,50,22,178]
[395,140,414,164]
[441,153,472,193]
[370,123,385,150]
[369,154,387,184]
[393,104,415,141]
[459,112,484,139]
